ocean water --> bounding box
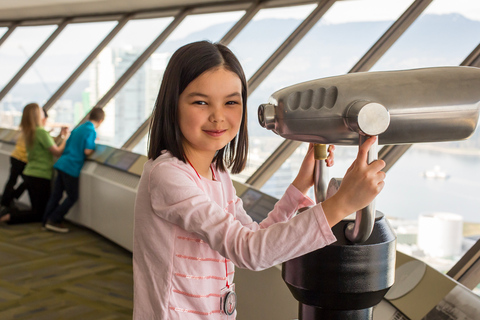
[376,147,480,223]
[260,143,480,224]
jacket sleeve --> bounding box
[149,162,336,271]
[234,184,316,231]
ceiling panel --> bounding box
[0,0,238,21]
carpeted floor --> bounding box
[0,221,133,319]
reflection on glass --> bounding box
[3,21,117,128]
[239,0,412,184]
[0,27,7,38]
[370,0,480,277]
[0,25,57,128]
[103,11,244,149]
[48,17,173,130]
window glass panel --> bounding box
[234,0,413,183]
[101,11,244,149]
[3,21,117,128]
[0,27,7,38]
[257,142,357,200]
[372,0,480,70]
[49,17,173,129]
[0,25,57,128]
[132,135,148,156]
[229,4,317,80]
[369,0,480,278]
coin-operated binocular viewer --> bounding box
[258,66,480,319]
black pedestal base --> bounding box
[300,303,372,320]
[283,213,396,320]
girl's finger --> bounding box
[369,159,386,172]
[357,136,377,164]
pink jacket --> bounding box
[133,151,336,319]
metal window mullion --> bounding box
[456,262,480,290]
[122,3,261,151]
[0,19,71,103]
[43,14,132,111]
[247,0,336,94]
[447,239,480,289]
[0,22,19,47]
[350,0,434,73]
[461,42,480,67]
[74,9,190,128]
[377,144,412,173]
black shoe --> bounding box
[45,221,70,233]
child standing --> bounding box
[1,103,67,224]
[43,107,105,233]
[133,41,385,319]
[0,133,28,216]
[0,109,55,216]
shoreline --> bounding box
[388,216,480,237]
[412,144,480,157]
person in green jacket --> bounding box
[1,103,67,224]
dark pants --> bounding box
[43,170,79,224]
[8,175,51,224]
[1,157,27,207]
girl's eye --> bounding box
[226,101,240,106]
[193,101,207,105]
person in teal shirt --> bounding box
[43,107,105,233]
[1,103,67,224]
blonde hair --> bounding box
[20,103,42,148]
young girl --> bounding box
[1,103,67,224]
[0,132,27,216]
[133,41,385,319]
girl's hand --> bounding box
[325,144,335,167]
[321,136,385,227]
[60,126,68,136]
[292,144,335,195]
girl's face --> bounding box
[178,66,243,160]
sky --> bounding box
[252,0,480,23]
[170,0,480,41]
[323,0,480,24]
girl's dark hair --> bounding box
[148,41,248,174]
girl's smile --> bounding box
[203,129,227,137]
